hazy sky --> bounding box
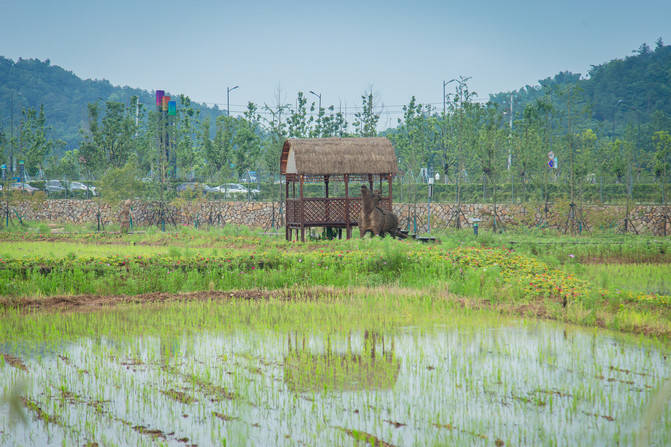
[1,0,669,127]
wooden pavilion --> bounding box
[281,137,398,241]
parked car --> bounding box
[10,182,39,193]
[45,179,66,194]
[216,183,246,197]
[69,181,97,196]
[217,183,259,198]
[176,182,214,195]
[176,182,199,192]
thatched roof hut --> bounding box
[281,137,398,175]
[281,137,397,241]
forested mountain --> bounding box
[0,42,669,205]
[3,40,669,156]
[0,56,222,152]
[489,39,671,138]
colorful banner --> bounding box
[156,90,165,107]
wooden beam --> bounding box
[299,174,305,242]
[285,177,290,240]
[345,174,351,239]
[388,173,393,209]
[325,175,330,223]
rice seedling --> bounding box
[1,225,670,445]
[1,295,670,446]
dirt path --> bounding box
[0,288,349,313]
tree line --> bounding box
[1,81,670,204]
[0,42,670,206]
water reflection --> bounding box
[2,320,670,446]
[284,331,400,392]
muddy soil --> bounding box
[0,288,349,313]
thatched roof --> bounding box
[280,137,398,175]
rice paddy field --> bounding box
[1,224,670,446]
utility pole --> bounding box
[227,85,239,117]
[443,81,446,116]
[442,79,456,117]
[309,90,322,111]
[9,62,15,174]
[134,96,140,137]
[9,91,14,174]
[563,85,584,234]
[509,93,514,203]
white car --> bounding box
[217,183,259,197]
[216,183,247,197]
[69,181,97,196]
[10,182,39,193]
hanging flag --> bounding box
[156,90,165,107]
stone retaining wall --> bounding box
[7,199,671,235]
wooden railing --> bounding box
[286,197,391,226]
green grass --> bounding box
[2,224,671,445]
[0,225,670,338]
[565,263,671,296]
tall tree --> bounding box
[19,105,56,176]
[652,131,671,204]
[476,105,506,230]
[79,101,137,175]
[208,116,231,178]
[175,95,201,179]
[353,90,380,137]
[287,92,312,138]
[233,102,262,177]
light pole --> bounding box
[615,99,642,232]
[309,90,322,111]
[227,85,239,117]
[442,79,456,116]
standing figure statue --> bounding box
[119,200,131,233]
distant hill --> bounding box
[489,41,671,137]
[0,56,223,154]
[2,42,671,157]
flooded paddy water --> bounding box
[1,297,670,446]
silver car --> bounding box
[10,182,39,193]
[216,183,246,197]
[69,181,97,196]
[46,179,66,193]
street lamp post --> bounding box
[442,79,456,116]
[309,90,322,111]
[227,85,239,117]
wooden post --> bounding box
[344,174,351,239]
[368,174,373,191]
[299,174,305,242]
[388,173,393,210]
[325,175,330,223]
[285,177,290,240]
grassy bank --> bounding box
[0,226,669,339]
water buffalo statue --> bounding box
[359,185,406,238]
